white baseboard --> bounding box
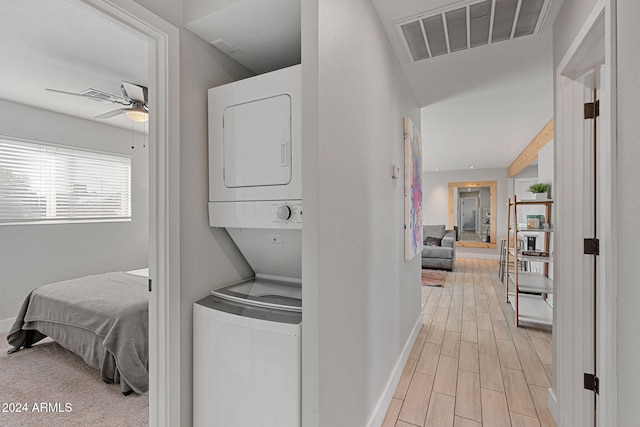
[547,387,558,424]
[0,317,15,333]
[366,314,422,427]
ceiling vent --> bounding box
[396,0,551,62]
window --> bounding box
[0,137,131,224]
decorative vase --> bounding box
[534,192,547,200]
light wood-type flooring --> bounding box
[383,258,555,427]
[458,231,483,243]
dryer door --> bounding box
[223,94,292,188]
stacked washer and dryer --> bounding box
[193,65,302,427]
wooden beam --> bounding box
[508,119,554,177]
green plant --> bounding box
[528,183,549,193]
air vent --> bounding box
[396,0,551,62]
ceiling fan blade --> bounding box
[95,108,125,119]
[120,84,131,103]
[121,82,147,104]
[46,88,95,99]
[46,87,128,105]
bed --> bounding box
[6,269,149,395]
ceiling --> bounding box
[184,0,301,74]
[371,0,558,172]
[0,0,148,131]
[184,0,558,173]
[1,0,558,173]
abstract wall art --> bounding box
[404,117,423,261]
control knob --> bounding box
[276,205,292,221]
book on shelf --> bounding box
[527,215,545,229]
[520,250,549,257]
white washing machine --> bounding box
[193,278,301,427]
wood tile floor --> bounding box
[383,258,556,427]
[458,231,483,242]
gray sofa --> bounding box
[421,225,456,271]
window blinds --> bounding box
[0,137,131,223]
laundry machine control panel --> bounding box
[274,201,301,224]
[209,200,302,229]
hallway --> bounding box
[383,258,555,427]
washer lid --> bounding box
[196,295,302,325]
[211,278,301,312]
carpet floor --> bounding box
[421,268,448,286]
[0,332,148,426]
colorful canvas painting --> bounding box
[404,117,423,261]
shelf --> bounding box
[518,255,552,263]
[505,194,554,327]
[513,227,554,233]
[508,294,553,326]
[508,249,553,263]
[509,199,554,205]
[508,272,553,293]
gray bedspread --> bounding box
[7,272,149,395]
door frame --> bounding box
[69,1,181,425]
[460,195,478,232]
[554,1,617,426]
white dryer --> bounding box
[208,64,301,230]
[207,63,302,282]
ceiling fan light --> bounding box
[125,109,149,122]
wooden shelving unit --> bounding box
[504,195,553,327]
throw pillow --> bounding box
[424,237,442,246]
[424,224,446,239]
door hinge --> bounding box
[584,100,600,119]
[148,278,152,292]
[584,373,599,394]
[584,238,600,255]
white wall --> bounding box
[423,167,508,259]
[516,164,539,179]
[537,141,554,196]
[302,0,422,425]
[177,28,254,427]
[508,164,541,199]
[552,0,599,68]
[132,1,257,425]
[616,0,640,423]
[0,99,148,324]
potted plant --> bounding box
[528,183,550,200]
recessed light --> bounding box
[470,166,474,169]
[435,168,440,172]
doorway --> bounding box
[69,1,181,425]
[460,196,478,231]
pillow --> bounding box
[423,236,442,247]
[423,224,446,239]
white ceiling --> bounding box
[2,0,557,172]
[185,0,557,173]
[0,0,148,131]
[184,0,301,74]
[371,0,558,172]
[419,33,553,171]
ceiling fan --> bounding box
[46,81,149,122]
